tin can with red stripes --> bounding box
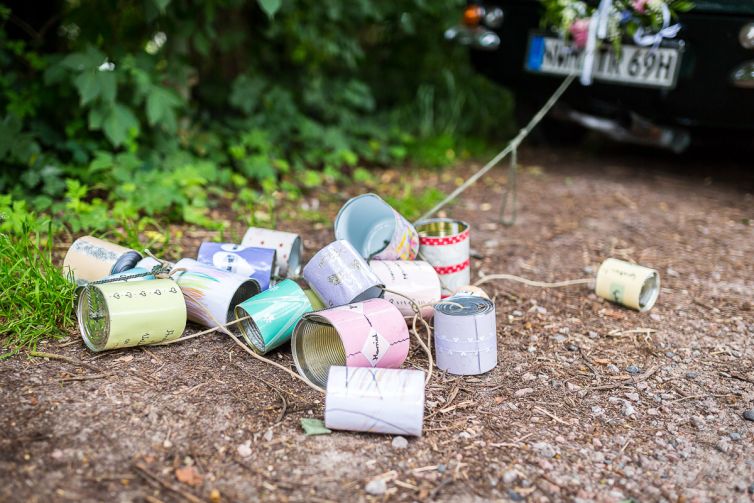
[415,219,471,297]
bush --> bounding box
[0,0,513,231]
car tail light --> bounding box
[731,61,754,88]
[740,23,754,49]
[463,5,484,27]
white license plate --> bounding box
[525,35,682,89]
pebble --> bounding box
[522,372,536,381]
[237,442,252,458]
[622,402,636,417]
[502,470,518,484]
[263,429,273,442]
[685,371,699,379]
[650,313,661,321]
[515,388,534,397]
[535,306,547,315]
[392,436,408,449]
[625,393,640,402]
[566,344,578,352]
[743,409,754,421]
[532,442,556,458]
[365,478,387,496]
[691,416,705,430]
[627,365,641,374]
[716,439,732,453]
[559,327,570,335]
[607,364,620,374]
[729,432,742,441]
[512,310,523,317]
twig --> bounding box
[578,347,601,384]
[669,393,732,404]
[132,463,203,503]
[533,406,570,425]
[588,365,660,391]
[258,378,288,424]
[720,371,754,385]
[58,373,111,383]
[429,478,454,500]
[29,351,101,373]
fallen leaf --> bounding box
[300,418,331,436]
[175,465,203,487]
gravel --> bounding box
[743,410,754,421]
[626,365,641,374]
[365,478,387,496]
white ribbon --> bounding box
[633,3,681,47]
[580,14,599,86]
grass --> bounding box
[0,220,77,355]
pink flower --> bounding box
[632,0,649,13]
[569,18,590,48]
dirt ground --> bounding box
[2,144,754,503]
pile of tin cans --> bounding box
[68,192,660,437]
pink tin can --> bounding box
[369,260,441,320]
[291,298,410,388]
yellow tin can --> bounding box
[63,236,141,283]
[595,258,660,312]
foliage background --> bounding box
[0,0,513,238]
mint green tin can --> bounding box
[234,279,314,354]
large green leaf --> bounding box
[74,71,117,106]
[102,104,139,147]
[146,87,182,130]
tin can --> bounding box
[63,236,142,283]
[325,366,425,436]
[291,298,410,388]
[234,279,314,354]
[369,260,441,320]
[241,227,303,278]
[77,279,186,352]
[303,289,325,311]
[334,193,419,261]
[595,258,660,312]
[302,240,384,309]
[171,258,261,327]
[434,294,497,375]
[74,268,156,308]
[197,242,277,291]
[415,219,471,298]
[453,285,490,299]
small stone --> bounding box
[667,267,679,277]
[263,429,273,442]
[532,442,556,458]
[715,439,732,453]
[729,432,742,441]
[743,410,754,421]
[588,331,599,339]
[647,408,659,416]
[522,372,536,382]
[514,388,534,397]
[607,364,620,374]
[566,344,578,352]
[237,441,252,458]
[512,310,523,317]
[437,464,447,473]
[665,351,674,358]
[591,406,605,416]
[650,313,661,321]
[163,439,173,449]
[365,478,387,496]
[685,371,699,379]
[535,306,547,315]
[392,436,408,449]
[502,470,518,484]
[458,431,473,440]
[691,416,705,430]
[622,402,636,417]
[51,449,64,460]
[627,365,641,374]
[559,327,570,335]
[625,392,640,402]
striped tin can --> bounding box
[291,298,410,388]
[171,258,260,327]
[241,227,303,278]
[434,294,497,375]
[595,258,660,312]
[302,240,384,309]
[197,242,277,291]
[325,366,425,436]
[415,218,471,297]
[63,236,142,283]
[369,260,441,320]
[334,193,419,261]
[77,279,186,352]
[234,279,314,354]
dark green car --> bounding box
[447,0,754,150]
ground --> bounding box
[2,144,754,503]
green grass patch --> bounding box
[0,221,77,354]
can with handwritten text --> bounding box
[77,279,187,352]
[291,299,409,388]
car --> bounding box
[446,0,754,151]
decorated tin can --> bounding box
[234,279,314,354]
[453,285,490,299]
[136,256,174,272]
[303,289,325,311]
[171,258,261,327]
[415,219,471,297]
[325,366,425,437]
[63,236,142,283]
[595,258,660,312]
[302,240,384,309]
[434,294,497,375]
[77,279,186,352]
[334,193,419,261]
[197,242,276,291]
[241,227,303,278]
[291,298,410,388]
[369,260,441,320]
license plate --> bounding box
[525,34,682,89]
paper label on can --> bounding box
[360,328,389,367]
